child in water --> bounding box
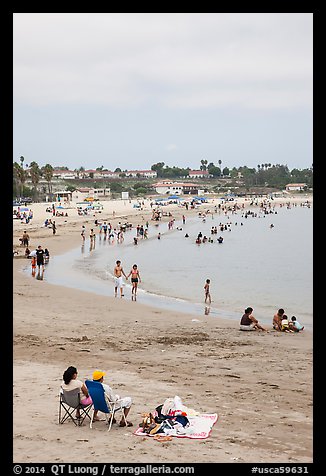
[204,279,211,304]
[31,256,36,276]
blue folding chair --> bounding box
[85,380,127,431]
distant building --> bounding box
[285,183,307,191]
[71,187,110,201]
[153,181,198,195]
[188,170,210,178]
[85,170,121,179]
[53,169,78,179]
[54,191,72,202]
[126,170,157,178]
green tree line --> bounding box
[13,156,313,200]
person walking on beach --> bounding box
[127,264,141,300]
[114,260,128,298]
[204,279,211,304]
[90,228,96,242]
[81,225,86,241]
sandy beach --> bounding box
[13,196,313,464]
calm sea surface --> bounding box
[24,203,313,329]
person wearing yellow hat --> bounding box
[92,370,133,426]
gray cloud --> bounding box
[13,13,313,110]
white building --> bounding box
[126,170,157,178]
[188,170,210,178]
[71,187,110,201]
[153,181,199,195]
[53,169,78,179]
[85,170,121,179]
[285,183,307,191]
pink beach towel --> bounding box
[134,413,218,439]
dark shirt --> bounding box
[36,249,45,264]
[240,313,252,326]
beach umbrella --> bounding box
[56,205,64,209]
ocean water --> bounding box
[24,203,313,329]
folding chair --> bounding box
[85,379,127,431]
[58,387,92,426]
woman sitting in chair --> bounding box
[61,366,92,418]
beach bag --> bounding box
[140,412,157,433]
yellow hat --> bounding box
[92,370,106,381]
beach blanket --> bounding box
[134,413,218,439]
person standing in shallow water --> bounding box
[204,279,211,304]
[114,260,128,298]
[127,264,141,300]
[36,245,45,272]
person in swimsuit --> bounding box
[31,255,37,276]
[204,279,211,304]
[114,260,128,298]
[127,264,141,300]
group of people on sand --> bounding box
[239,307,304,333]
[61,366,133,426]
[273,308,304,333]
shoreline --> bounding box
[13,195,313,463]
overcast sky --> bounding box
[13,13,313,172]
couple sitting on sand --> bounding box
[61,366,133,426]
[273,309,304,333]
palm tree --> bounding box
[41,164,54,197]
[13,162,27,198]
[79,166,85,178]
[218,159,222,176]
[29,161,41,201]
[13,163,21,198]
[200,159,208,171]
